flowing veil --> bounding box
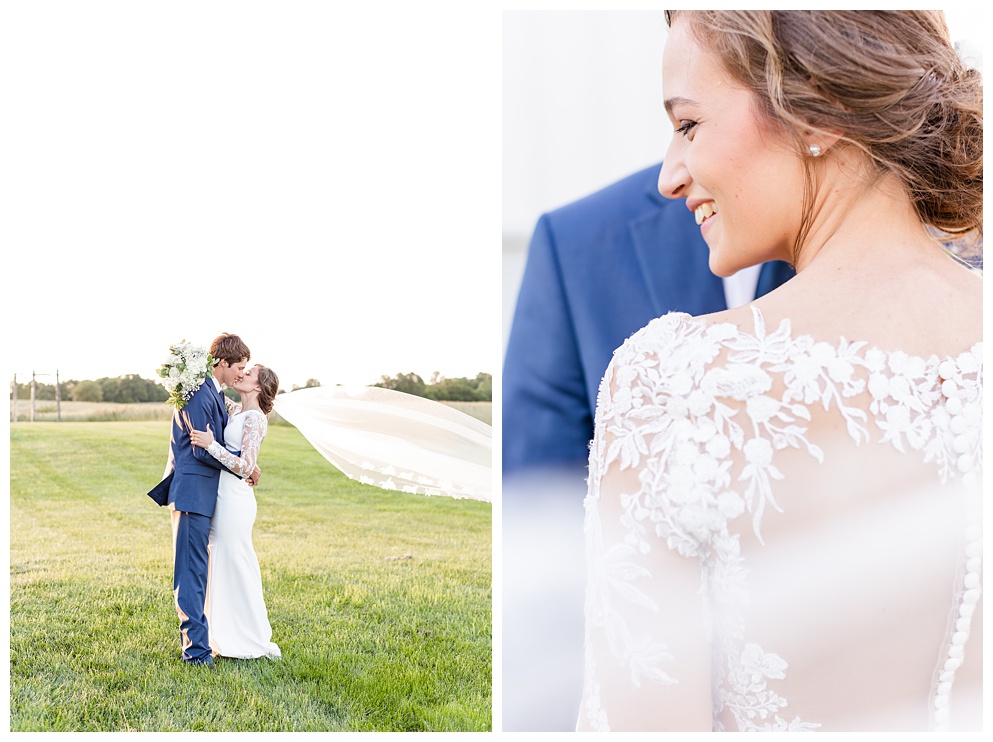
[273,386,492,502]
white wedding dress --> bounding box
[204,408,281,659]
[579,308,982,732]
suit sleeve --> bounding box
[179,386,236,474]
[503,214,596,475]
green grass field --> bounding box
[9,399,492,425]
[9,421,491,732]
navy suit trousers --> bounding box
[172,509,212,663]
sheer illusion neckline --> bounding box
[670,306,983,366]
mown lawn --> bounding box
[9,421,491,732]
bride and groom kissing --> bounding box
[148,333,281,666]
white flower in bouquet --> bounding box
[157,340,215,409]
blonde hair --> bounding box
[667,10,982,264]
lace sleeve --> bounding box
[205,411,267,478]
[579,313,715,731]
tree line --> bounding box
[372,372,492,402]
[11,372,492,403]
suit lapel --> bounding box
[218,384,228,428]
[629,171,727,317]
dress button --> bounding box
[949,414,966,433]
[963,572,980,589]
[962,588,980,604]
[965,542,982,559]
[943,656,963,671]
[934,707,950,725]
[941,379,958,397]
[965,557,981,573]
[956,454,974,473]
[953,434,970,453]
[946,396,964,416]
[951,631,968,646]
[938,360,957,379]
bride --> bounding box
[578,10,981,732]
[190,364,281,660]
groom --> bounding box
[148,332,259,666]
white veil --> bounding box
[272,385,492,502]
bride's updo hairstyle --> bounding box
[665,10,982,264]
[253,365,280,415]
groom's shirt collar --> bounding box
[211,376,222,393]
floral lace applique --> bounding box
[582,307,982,732]
[206,409,267,478]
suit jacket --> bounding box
[148,377,237,516]
[503,164,791,475]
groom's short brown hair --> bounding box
[210,333,251,366]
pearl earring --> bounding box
[808,144,822,157]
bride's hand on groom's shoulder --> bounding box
[190,424,215,449]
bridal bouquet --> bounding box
[158,340,215,409]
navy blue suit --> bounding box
[149,377,238,664]
[503,163,793,475]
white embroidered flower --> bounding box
[706,433,732,459]
[740,643,789,682]
[864,347,887,372]
[686,389,713,417]
[746,395,780,425]
[868,372,889,399]
[888,349,910,374]
[958,348,980,374]
[743,438,774,466]
[665,394,689,420]
[717,491,745,519]
[827,357,855,383]
[702,366,773,401]
[665,465,697,504]
[887,375,912,403]
[707,322,739,342]
[904,354,926,379]
[670,370,694,396]
[674,502,721,542]
[693,453,720,483]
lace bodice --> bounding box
[206,409,268,479]
[579,308,982,732]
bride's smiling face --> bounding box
[657,19,806,276]
[232,365,261,395]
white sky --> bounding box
[2,6,983,390]
[3,3,502,390]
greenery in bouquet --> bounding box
[157,341,215,409]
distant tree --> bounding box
[291,378,322,391]
[372,371,492,401]
[71,380,103,402]
[374,372,427,397]
[471,372,492,401]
